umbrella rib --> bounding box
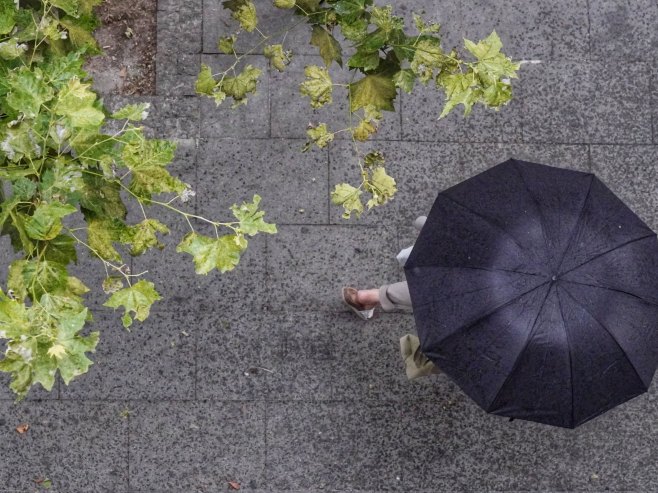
[439,193,541,264]
[558,232,657,277]
[406,264,545,278]
[485,282,553,413]
[554,174,595,274]
[555,286,576,429]
[560,278,658,307]
[559,284,650,391]
[433,279,550,348]
[511,159,552,264]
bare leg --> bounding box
[357,288,380,306]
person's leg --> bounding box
[378,281,412,312]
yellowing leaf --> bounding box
[331,183,363,219]
[352,119,377,141]
[195,64,216,95]
[299,65,333,109]
[273,0,295,8]
[111,103,150,121]
[222,0,257,32]
[176,233,248,274]
[103,280,161,328]
[365,166,396,208]
[304,123,334,150]
[230,194,277,236]
[264,44,290,72]
[220,64,261,103]
[349,73,397,112]
[310,26,342,67]
[218,35,236,54]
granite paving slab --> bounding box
[196,137,329,225]
[0,401,129,492]
[129,401,266,491]
[521,61,653,144]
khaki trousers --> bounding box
[379,281,440,380]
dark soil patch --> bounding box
[85,0,156,95]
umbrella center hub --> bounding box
[551,275,557,282]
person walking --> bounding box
[341,215,440,379]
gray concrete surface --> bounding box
[1,0,658,491]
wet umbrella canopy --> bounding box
[404,159,658,428]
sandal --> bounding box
[342,287,376,320]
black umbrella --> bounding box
[404,159,658,428]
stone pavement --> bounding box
[2,0,658,491]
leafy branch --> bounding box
[197,0,521,218]
[0,0,277,399]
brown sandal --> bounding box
[342,287,376,320]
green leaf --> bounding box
[24,202,77,241]
[363,150,384,167]
[410,38,445,83]
[222,0,257,32]
[176,232,248,274]
[304,122,334,150]
[264,44,290,72]
[392,69,415,93]
[331,183,364,219]
[0,0,16,35]
[413,12,440,34]
[0,38,27,60]
[219,64,261,104]
[59,17,99,53]
[6,67,55,119]
[294,0,321,13]
[365,166,396,208]
[230,195,277,236]
[370,5,403,33]
[103,280,161,328]
[339,17,368,42]
[273,0,295,8]
[102,276,123,294]
[21,259,68,300]
[218,35,236,54]
[349,73,397,112]
[195,64,216,95]
[347,49,380,71]
[437,70,478,118]
[352,119,377,141]
[122,218,170,256]
[464,31,520,80]
[55,78,105,128]
[333,0,367,23]
[43,234,78,265]
[86,217,125,262]
[12,177,37,201]
[51,0,81,17]
[299,65,333,109]
[111,103,151,121]
[310,26,342,67]
[79,172,127,220]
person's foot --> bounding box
[342,287,376,320]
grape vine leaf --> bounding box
[464,31,520,80]
[264,44,289,72]
[50,0,80,17]
[86,217,125,262]
[222,0,257,32]
[195,64,216,95]
[176,232,248,275]
[6,67,55,119]
[304,123,334,150]
[103,280,162,329]
[331,183,363,219]
[122,218,170,256]
[274,0,295,9]
[299,65,333,108]
[55,78,105,128]
[24,202,77,241]
[365,166,396,208]
[43,234,78,265]
[218,35,236,54]
[392,69,415,93]
[349,73,397,112]
[221,64,262,106]
[0,38,27,60]
[230,194,277,235]
[111,103,150,121]
[333,0,369,23]
[310,25,342,67]
[0,0,16,34]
